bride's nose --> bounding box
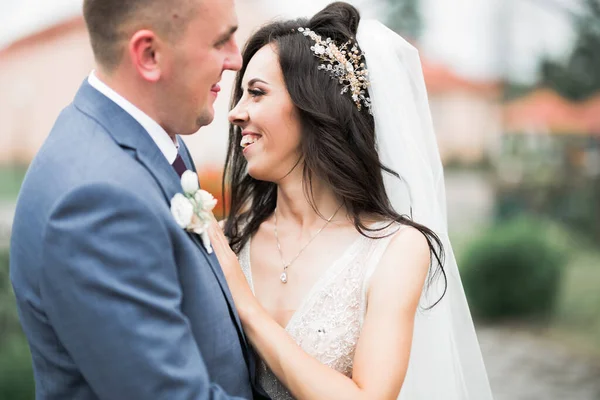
[228,102,249,126]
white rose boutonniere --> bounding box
[170,170,217,254]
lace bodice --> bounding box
[238,222,402,400]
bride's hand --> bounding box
[206,215,258,319]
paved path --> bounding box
[478,325,600,400]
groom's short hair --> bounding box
[83,0,199,72]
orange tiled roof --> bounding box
[504,88,600,134]
[0,16,85,58]
[421,61,501,96]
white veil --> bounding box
[356,20,493,399]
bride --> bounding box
[208,2,493,399]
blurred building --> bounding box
[500,88,600,183]
[423,62,502,164]
[0,5,502,168]
[0,2,263,168]
[0,16,92,165]
[504,89,600,135]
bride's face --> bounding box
[228,44,303,182]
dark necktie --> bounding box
[172,154,187,178]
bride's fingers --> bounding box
[206,213,232,252]
[208,212,219,225]
[207,222,228,255]
[208,228,231,260]
[207,219,239,269]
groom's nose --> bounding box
[224,42,243,72]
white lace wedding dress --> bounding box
[239,222,402,400]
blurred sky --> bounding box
[0,0,585,83]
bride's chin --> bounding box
[245,165,267,181]
[247,166,281,184]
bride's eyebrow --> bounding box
[248,78,269,87]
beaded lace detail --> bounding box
[238,222,401,399]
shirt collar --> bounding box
[87,70,179,164]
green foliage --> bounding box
[385,0,422,40]
[460,217,568,321]
[0,249,35,398]
[0,335,35,400]
[0,165,27,201]
[540,0,600,100]
[495,134,600,241]
[503,82,537,102]
[0,249,21,341]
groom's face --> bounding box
[159,0,242,135]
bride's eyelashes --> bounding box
[248,88,265,98]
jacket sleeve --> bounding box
[40,182,248,400]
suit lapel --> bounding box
[176,139,253,375]
[175,139,248,349]
[177,141,253,370]
[73,80,248,351]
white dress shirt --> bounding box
[87,70,179,164]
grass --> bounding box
[551,247,600,353]
[0,165,27,202]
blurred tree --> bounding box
[540,0,600,100]
[0,249,35,399]
[384,0,422,40]
[0,249,20,343]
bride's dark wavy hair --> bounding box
[223,2,446,307]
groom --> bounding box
[9,0,267,399]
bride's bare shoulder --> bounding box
[378,224,430,278]
[366,225,430,310]
[390,225,430,256]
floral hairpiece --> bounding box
[297,27,372,114]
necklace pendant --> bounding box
[280,271,288,284]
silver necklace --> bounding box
[274,205,342,284]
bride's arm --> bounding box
[208,222,430,400]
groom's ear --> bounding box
[128,30,162,83]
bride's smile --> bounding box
[229,44,303,183]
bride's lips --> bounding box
[241,131,262,153]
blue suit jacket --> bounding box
[10,80,266,400]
